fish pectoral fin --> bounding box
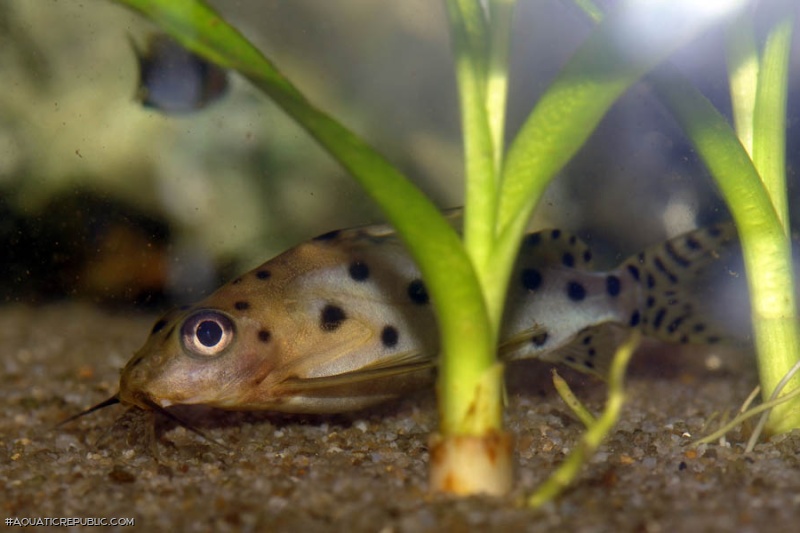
[500,321,629,378]
[357,349,433,371]
[544,322,629,378]
[498,323,550,359]
[279,351,434,391]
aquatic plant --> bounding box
[575,0,800,436]
[109,0,797,499]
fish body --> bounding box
[132,34,229,113]
[117,216,740,414]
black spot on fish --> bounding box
[256,269,271,280]
[521,268,543,292]
[569,235,577,245]
[627,264,640,281]
[693,323,706,333]
[567,281,586,301]
[532,332,549,346]
[551,229,561,240]
[381,325,399,348]
[585,360,595,369]
[151,319,168,334]
[629,310,641,327]
[667,316,686,334]
[707,226,723,238]
[665,241,691,268]
[685,236,702,251]
[606,275,621,297]
[348,261,370,282]
[320,304,347,331]
[407,279,429,305]
[654,257,679,284]
[562,253,575,268]
[582,336,593,345]
[647,273,656,289]
[583,250,592,263]
[524,233,541,247]
[313,229,340,241]
[566,355,577,363]
[646,296,656,308]
[653,308,667,329]
[257,329,271,342]
[588,348,597,357]
[235,301,250,311]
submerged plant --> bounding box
[106,0,795,499]
[576,0,800,436]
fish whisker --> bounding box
[56,394,121,428]
[141,398,230,451]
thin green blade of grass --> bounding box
[445,0,516,331]
[751,10,794,231]
[445,0,500,322]
[113,0,496,435]
[485,0,516,176]
[725,9,759,155]
[528,332,640,508]
[552,370,596,428]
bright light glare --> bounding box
[665,0,745,18]
[615,0,748,63]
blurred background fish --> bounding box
[132,33,229,113]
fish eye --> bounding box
[181,311,235,357]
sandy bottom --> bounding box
[3,303,800,532]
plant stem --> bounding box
[444,0,499,325]
[441,0,505,440]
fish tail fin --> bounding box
[620,222,744,345]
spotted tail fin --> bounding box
[620,222,745,346]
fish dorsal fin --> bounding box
[620,222,740,345]
[519,228,595,272]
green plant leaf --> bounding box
[751,10,794,230]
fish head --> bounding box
[119,299,284,412]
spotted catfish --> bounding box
[70,215,742,419]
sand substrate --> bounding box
[3,303,800,532]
